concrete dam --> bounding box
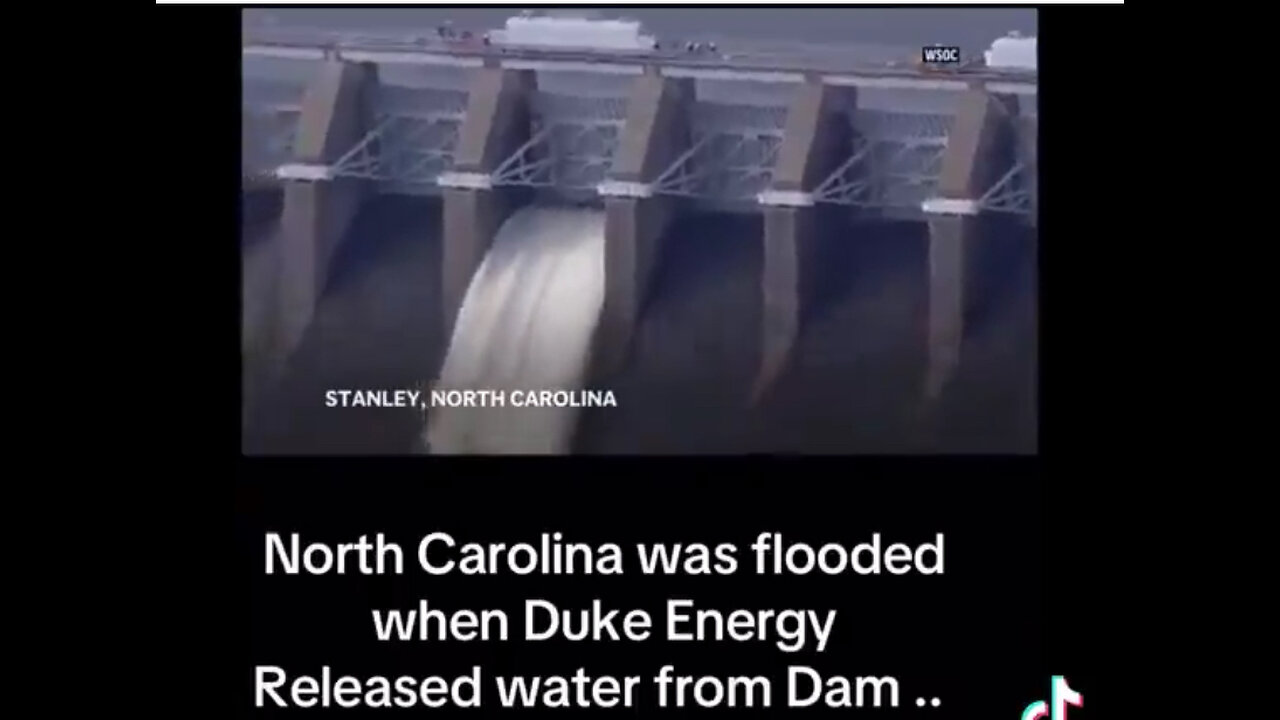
[241,22,1038,455]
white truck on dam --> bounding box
[485,11,720,57]
[489,11,660,52]
[984,31,1037,71]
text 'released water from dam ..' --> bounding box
[426,207,609,455]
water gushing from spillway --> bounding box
[425,206,607,454]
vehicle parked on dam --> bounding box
[984,31,1036,71]
[489,11,659,52]
[480,11,721,59]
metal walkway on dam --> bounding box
[241,27,1038,454]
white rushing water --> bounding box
[425,206,608,454]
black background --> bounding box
[236,463,1062,719]
[145,3,1121,718]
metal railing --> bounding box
[241,25,1038,83]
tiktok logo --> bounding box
[1021,676,1083,720]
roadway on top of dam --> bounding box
[241,26,1037,96]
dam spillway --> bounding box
[240,20,1037,454]
[241,195,1035,454]
[426,206,608,455]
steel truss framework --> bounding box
[488,92,628,191]
[243,78,1035,217]
[972,161,1033,215]
[647,102,787,203]
[325,88,468,193]
[325,113,462,190]
[810,110,1035,218]
[808,111,953,211]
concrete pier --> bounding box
[594,73,695,377]
[441,68,537,340]
[753,82,857,401]
[276,61,379,366]
[925,89,1011,399]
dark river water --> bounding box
[242,195,1036,455]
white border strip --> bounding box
[826,75,970,91]
[922,197,978,216]
[437,171,493,191]
[664,67,805,84]
[501,59,644,75]
[757,190,815,208]
[342,51,484,67]
[275,163,333,182]
[985,81,1038,96]
[243,46,324,61]
[597,180,653,199]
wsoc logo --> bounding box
[1022,676,1083,720]
[921,45,962,64]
